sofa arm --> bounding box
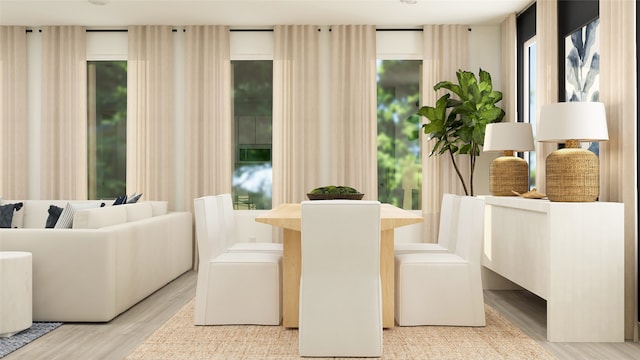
[0,229,118,322]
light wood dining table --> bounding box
[255,202,423,328]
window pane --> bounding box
[232,61,273,210]
[377,60,422,209]
[87,61,127,200]
[524,40,537,189]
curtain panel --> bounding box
[421,25,469,243]
[599,0,638,340]
[183,26,232,212]
[501,14,517,124]
[328,25,378,199]
[272,25,321,206]
[0,26,28,199]
[535,0,559,194]
[127,26,175,208]
[40,26,87,199]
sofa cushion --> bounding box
[124,203,153,222]
[54,201,104,229]
[45,205,64,228]
[12,203,25,228]
[73,205,128,229]
[146,201,168,216]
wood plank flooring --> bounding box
[5,270,640,359]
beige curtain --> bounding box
[183,26,232,211]
[127,26,175,208]
[40,26,87,199]
[421,25,469,243]
[328,25,377,199]
[535,0,559,194]
[599,0,638,340]
[0,26,28,199]
[501,14,517,123]
[272,25,321,206]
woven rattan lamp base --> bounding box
[545,147,599,202]
[490,156,529,196]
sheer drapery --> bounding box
[0,26,28,198]
[535,0,559,194]
[127,26,175,208]
[40,26,87,199]
[421,25,469,243]
[501,14,517,123]
[328,25,377,199]
[599,0,638,340]
[183,26,232,211]
[272,25,321,206]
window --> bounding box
[517,3,536,190]
[376,60,422,209]
[523,38,537,189]
[87,61,127,200]
[231,60,273,210]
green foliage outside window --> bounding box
[88,61,127,200]
[377,60,422,209]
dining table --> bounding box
[255,202,424,328]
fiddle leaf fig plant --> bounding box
[418,68,505,196]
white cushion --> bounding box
[73,205,128,229]
[123,203,153,222]
[145,201,168,216]
[54,201,104,229]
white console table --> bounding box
[482,196,624,342]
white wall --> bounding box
[21,26,503,217]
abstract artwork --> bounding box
[565,17,600,154]
[565,18,600,102]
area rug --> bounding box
[126,299,555,360]
[0,322,63,358]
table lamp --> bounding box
[538,102,608,202]
[483,122,535,196]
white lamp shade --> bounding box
[538,102,609,143]
[483,122,534,152]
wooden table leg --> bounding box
[380,229,395,328]
[282,228,301,328]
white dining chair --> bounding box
[218,193,283,254]
[193,196,282,326]
[394,196,486,327]
[394,193,463,255]
[299,200,383,358]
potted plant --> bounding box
[418,68,505,196]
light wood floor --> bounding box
[5,270,640,359]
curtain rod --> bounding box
[25,26,471,33]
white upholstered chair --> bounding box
[193,195,282,326]
[394,193,462,255]
[299,200,383,358]
[394,196,486,327]
[219,193,283,254]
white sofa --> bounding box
[0,200,192,322]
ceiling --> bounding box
[1,0,533,28]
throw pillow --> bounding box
[126,193,143,204]
[113,194,127,206]
[54,201,103,229]
[45,205,64,228]
[0,203,16,228]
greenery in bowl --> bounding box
[307,186,364,200]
